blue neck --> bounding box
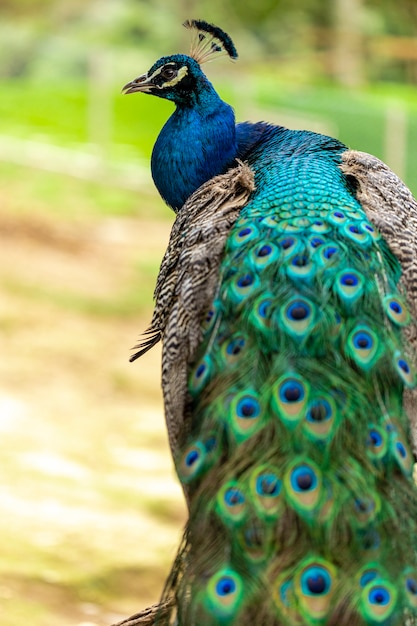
[151,86,237,211]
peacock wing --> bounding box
[132,161,255,459]
[341,149,417,453]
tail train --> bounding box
[123,20,417,625]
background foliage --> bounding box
[0,2,416,625]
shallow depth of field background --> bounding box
[0,1,416,624]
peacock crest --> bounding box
[183,19,238,64]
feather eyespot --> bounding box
[216,576,236,596]
[250,293,275,335]
[287,301,310,320]
[178,442,206,483]
[236,396,260,418]
[189,355,212,394]
[341,272,358,286]
[323,245,338,259]
[334,268,364,308]
[360,580,397,622]
[279,237,295,250]
[403,569,417,608]
[393,351,416,387]
[256,474,281,497]
[294,558,336,622]
[258,299,272,318]
[309,236,325,248]
[216,481,247,525]
[204,569,243,619]
[346,325,380,370]
[257,244,272,257]
[284,459,322,516]
[366,425,388,461]
[229,390,263,440]
[272,373,309,428]
[250,465,283,519]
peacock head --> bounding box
[122,20,238,107]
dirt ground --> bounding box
[0,203,186,625]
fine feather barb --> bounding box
[340,149,417,453]
[129,330,161,362]
[183,19,238,64]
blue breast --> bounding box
[151,98,237,211]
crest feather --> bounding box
[183,19,238,64]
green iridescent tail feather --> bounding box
[123,19,417,626]
[152,128,417,626]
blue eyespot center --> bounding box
[291,466,317,491]
[257,244,272,257]
[306,573,326,594]
[369,586,390,605]
[407,578,417,594]
[256,474,280,496]
[310,237,324,248]
[226,338,245,356]
[237,274,254,288]
[292,254,309,267]
[238,227,251,238]
[396,442,407,458]
[186,450,199,466]
[225,487,245,507]
[368,429,382,446]
[398,358,410,373]
[355,498,374,514]
[360,570,378,588]
[216,576,236,596]
[300,565,332,596]
[280,380,304,403]
[323,246,338,259]
[236,397,260,419]
[258,299,271,318]
[287,301,310,321]
[341,272,358,286]
[353,331,373,350]
[307,400,330,422]
[389,301,402,314]
[280,237,295,250]
[196,363,206,378]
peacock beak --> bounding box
[122,73,153,94]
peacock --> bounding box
[122,19,417,626]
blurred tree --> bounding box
[333,0,363,87]
[1,0,417,83]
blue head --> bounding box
[122,21,239,211]
[123,53,218,108]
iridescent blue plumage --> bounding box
[151,60,237,210]
[124,19,417,626]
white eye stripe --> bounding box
[148,63,175,79]
[148,65,188,88]
[162,65,188,87]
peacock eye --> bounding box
[161,66,177,80]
